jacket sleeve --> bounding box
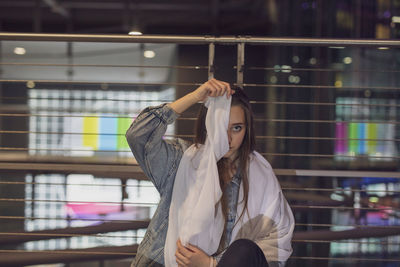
[125,104,189,195]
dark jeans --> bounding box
[217,239,269,267]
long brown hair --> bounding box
[194,88,255,224]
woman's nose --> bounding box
[227,131,232,144]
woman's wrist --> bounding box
[169,92,199,114]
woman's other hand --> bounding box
[175,239,214,267]
[192,78,234,102]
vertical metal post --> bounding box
[208,43,215,80]
[237,42,245,87]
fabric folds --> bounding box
[164,95,294,267]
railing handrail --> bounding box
[1,32,400,47]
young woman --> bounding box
[126,79,294,267]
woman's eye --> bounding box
[232,125,242,132]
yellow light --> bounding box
[14,47,26,55]
[392,16,400,23]
[378,47,390,50]
[143,50,156,58]
[335,80,343,88]
[343,57,352,64]
[26,81,35,88]
[369,197,379,203]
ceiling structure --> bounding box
[0,0,278,36]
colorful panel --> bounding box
[83,116,99,150]
[99,116,117,150]
[117,117,132,149]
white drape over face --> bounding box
[164,95,231,267]
[164,95,294,267]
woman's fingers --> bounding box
[175,251,189,266]
[210,79,225,96]
[194,78,233,100]
[175,239,191,266]
[221,81,234,98]
[208,79,231,97]
[176,239,192,258]
[187,243,200,252]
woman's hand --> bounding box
[175,239,213,267]
[169,78,234,114]
[191,78,234,102]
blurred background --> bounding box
[0,0,399,266]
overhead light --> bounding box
[128,24,143,36]
[143,50,155,58]
[129,30,142,36]
[378,47,390,50]
[14,47,26,55]
[329,46,345,49]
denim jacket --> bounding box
[126,104,284,267]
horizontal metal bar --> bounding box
[0,113,134,119]
[4,96,400,109]
[0,248,136,256]
[2,113,400,126]
[0,161,399,178]
[256,118,400,125]
[0,162,149,180]
[2,198,399,212]
[0,62,207,69]
[2,79,400,91]
[0,215,146,223]
[248,66,400,74]
[1,234,399,246]
[290,256,400,262]
[295,223,400,229]
[275,169,400,178]
[1,215,399,230]
[262,152,400,160]
[251,101,400,108]
[291,205,399,212]
[0,246,137,266]
[2,181,399,194]
[1,33,400,47]
[282,187,400,194]
[0,79,200,87]
[2,131,399,143]
[1,148,399,160]
[0,198,158,206]
[0,181,154,188]
[292,239,400,245]
[242,83,400,91]
[0,232,143,240]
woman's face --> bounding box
[224,105,246,161]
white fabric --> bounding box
[164,95,294,267]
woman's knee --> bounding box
[219,239,268,267]
[230,239,258,249]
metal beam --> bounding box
[1,33,400,47]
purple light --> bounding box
[312,1,316,9]
[383,11,391,18]
[301,2,309,9]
